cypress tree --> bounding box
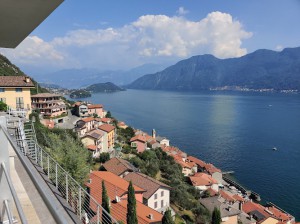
[127,181,138,224]
[162,209,174,224]
[102,180,111,223]
[212,207,221,224]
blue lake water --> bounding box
[75,89,300,218]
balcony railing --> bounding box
[1,115,120,223]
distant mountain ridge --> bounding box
[33,63,168,89]
[128,47,300,91]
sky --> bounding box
[1,0,300,75]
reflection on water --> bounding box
[73,90,300,218]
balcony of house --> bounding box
[0,115,118,224]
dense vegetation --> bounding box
[70,89,92,99]
[126,148,210,223]
[129,47,300,91]
[30,113,92,184]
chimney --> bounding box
[152,129,156,138]
[148,214,153,220]
[115,196,121,203]
[25,76,31,83]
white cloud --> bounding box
[177,7,189,16]
[0,11,252,71]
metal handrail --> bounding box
[23,121,120,223]
[1,123,69,224]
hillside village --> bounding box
[0,74,297,224]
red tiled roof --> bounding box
[31,93,61,98]
[187,156,207,168]
[130,135,147,143]
[204,163,221,174]
[87,144,97,151]
[189,173,218,186]
[266,206,292,222]
[232,194,245,202]
[124,172,171,199]
[98,124,115,133]
[242,201,270,218]
[82,117,94,123]
[101,117,112,123]
[86,171,162,224]
[0,76,35,87]
[88,104,103,109]
[103,158,138,176]
[219,190,236,202]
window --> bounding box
[161,200,164,208]
[131,142,137,147]
[161,191,164,197]
[16,88,22,92]
[16,97,24,109]
[0,88,5,92]
[0,98,6,103]
[154,202,157,208]
[154,193,157,199]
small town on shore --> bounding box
[0,76,295,224]
[0,75,298,224]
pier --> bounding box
[223,176,261,201]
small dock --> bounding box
[223,176,261,201]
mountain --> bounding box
[33,63,167,89]
[0,54,47,94]
[85,82,124,93]
[128,47,300,91]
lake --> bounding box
[75,89,300,218]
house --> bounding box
[103,157,139,177]
[0,76,35,117]
[189,173,219,192]
[200,196,241,224]
[155,136,170,147]
[98,124,115,150]
[171,154,197,176]
[86,171,163,224]
[130,135,147,153]
[100,117,113,124]
[75,117,96,137]
[73,102,89,117]
[187,156,207,171]
[31,93,67,118]
[87,104,104,118]
[204,163,223,184]
[81,129,108,156]
[117,121,128,129]
[124,172,171,213]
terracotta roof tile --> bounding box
[87,104,103,109]
[103,158,138,176]
[130,135,147,143]
[204,163,221,174]
[31,93,61,98]
[187,156,207,168]
[0,76,35,87]
[189,173,218,186]
[98,124,115,133]
[87,144,97,151]
[219,190,236,202]
[82,117,95,123]
[124,172,171,199]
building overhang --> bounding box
[0,0,64,48]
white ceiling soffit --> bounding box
[0,0,64,48]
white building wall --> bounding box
[146,188,170,213]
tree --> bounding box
[105,111,112,118]
[0,101,7,111]
[212,207,221,224]
[102,180,111,223]
[127,181,138,224]
[99,152,110,163]
[162,209,174,224]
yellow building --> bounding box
[0,76,35,116]
[98,124,115,149]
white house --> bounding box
[124,172,171,213]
